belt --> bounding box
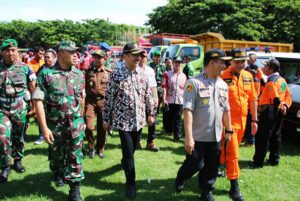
[0,96,23,103]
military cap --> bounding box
[0,39,18,51]
[204,48,233,62]
[91,49,106,57]
[231,48,247,60]
[153,50,161,57]
[123,43,143,55]
[58,41,79,51]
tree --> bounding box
[147,0,300,51]
[0,19,145,48]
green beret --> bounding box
[153,50,161,57]
[0,39,18,51]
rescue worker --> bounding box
[175,49,233,201]
[149,50,166,113]
[28,46,45,73]
[0,39,36,183]
[33,41,85,201]
[182,55,194,79]
[85,50,111,159]
[102,43,154,199]
[220,48,258,201]
[242,53,264,146]
[161,56,187,142]
[251,58,292,168]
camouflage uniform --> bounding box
[0,60,36,168]
[149,61,166,109]
[32,64,85,183]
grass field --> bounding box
[0,116,300,201]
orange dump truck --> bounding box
[190,32,293,52]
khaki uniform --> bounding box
[85,65,111,154]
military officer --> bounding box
[85,50,111,159]
[0,39,36,183]
[149,50,167,112]
[33,41,85,201]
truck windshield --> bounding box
[162,45,179,62]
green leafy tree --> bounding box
[147,0,300,51]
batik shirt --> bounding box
[161,70,187,104]
[103,65,154,132]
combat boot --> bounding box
[229,179,244,201]
[53,172,64,187]
[13,159,26,173]
[0,167,11,183]
[200,191,215,201]
[68,182,83,201]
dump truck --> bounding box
[190,32,293,52]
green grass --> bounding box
[0,116,300,201]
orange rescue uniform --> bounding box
[220,67,257,180]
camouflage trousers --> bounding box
[48,118,85,183]
[0,100,27,169]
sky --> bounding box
[0,0,168,26]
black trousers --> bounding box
[119,129,141,185]
[163,105,172,133]
[176,141,221,192]
[169,104,183,140]
[253,108,283,165]
[243,110,254,144]
[147,112,157,143]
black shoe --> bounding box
[175,178,184,193]
[53,173,64,187]
[266,159,279,166]
[229,179,244,201]
[136,141,142,150]
[13,160,26,173]
[89,149,95,159]
[68,182,82,201]
[200,191,215,201]
[248,161,263,169]
[173,138,183,143]
[0,167,11,183]
[125,184,136,199]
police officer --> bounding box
[33,41,85,201]
[0,39,36,183]
[220,48,258,201]
[251,58,292,168]
[149,50,166,112]
[175,49,233,201]
[85,50,111,159]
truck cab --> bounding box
[162,44,204,73]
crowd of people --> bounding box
[0,38,292,201]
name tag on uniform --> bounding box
[199,88,211,97]
[243,77,252,85]
[223,78,234,86]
